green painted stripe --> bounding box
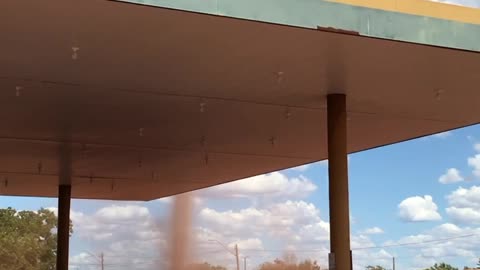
[118,0,480,52]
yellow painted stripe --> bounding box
[328,0,480,25]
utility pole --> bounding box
[208,239,240,270]
[235,244,240,270]
[243,256,248,270]
[85,250,104,270]
[392,257,395,270]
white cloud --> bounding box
[447,186,480,208]
[154,196,173,204]
[318,160,328,166]
[467,143,480,178]
[363,227,384,235]
[201,172,317,199]
[393,223,480,269]
[468,154,480,177]
[474,143,480,152]
[233,238,264,251]
[352,248,392,270]
[194,200,331,270]
[438,168,463,184]
[195,198,333,269]
[350,234,393,270]
[446,186,480,224]
[446,207,480,224]
[64,204,166,270]
[70,252,99,269]
[398,195,442,222]
[194,200,337,268]
[95,205,150,223]
[198,200,323,240]
[298,221,330,243]
[435,223,463,234]
[290,164,311,172]
[432,131,452,138]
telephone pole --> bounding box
[208,239,240,270]
[235,244,240,270]
[85,250,104,270]
[392,257,395,270]
[243,256,248,270]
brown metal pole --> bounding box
[57,143,72,270]
[327,94,351,270]
[57,184,71,270]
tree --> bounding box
[425,263,458,270]
[0,207,72,270]
[366,266,386,270]
[189,262,227,270]
[259,257,321,270]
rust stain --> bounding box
[317,26,360,36]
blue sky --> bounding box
[2,125,480,270]
[432,0,480,7]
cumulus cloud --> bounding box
[474,143,480,152]
[234,238,264,251]
[154,197,173,204]
[432,131,452,138]
[290,164,311,172]
[446,207,480,224]
[447,186,480,208]
[198,200,324,240]
[194,227,268,267]
[95,205,150,222]
[350,234,393,270]
[352,248,393,270]
[318,160,328,166]
[201,172,317,199]
[297,221,330,243]
[195,199,334,268]
[392,223,480,269]
[438,168,463,184]
[195,200,331,269]
[193,200,330,268]
[60,204,166,270]
[468,154,480,177]
[446,186,480,224]
[363,227,384,235]
[466,143,480,178]
[398,195,442,222]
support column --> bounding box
[57,144,72,270]
[57,185,71,270]
[327,94,352,270]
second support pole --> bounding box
[327,94,352,270]
[56,184,71,270]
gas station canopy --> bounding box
[1,0,480,200]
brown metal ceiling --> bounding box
[0,0,479,200]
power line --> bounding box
[352,233,478,251]
[73,232,480,265]
[204,233,479,253]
